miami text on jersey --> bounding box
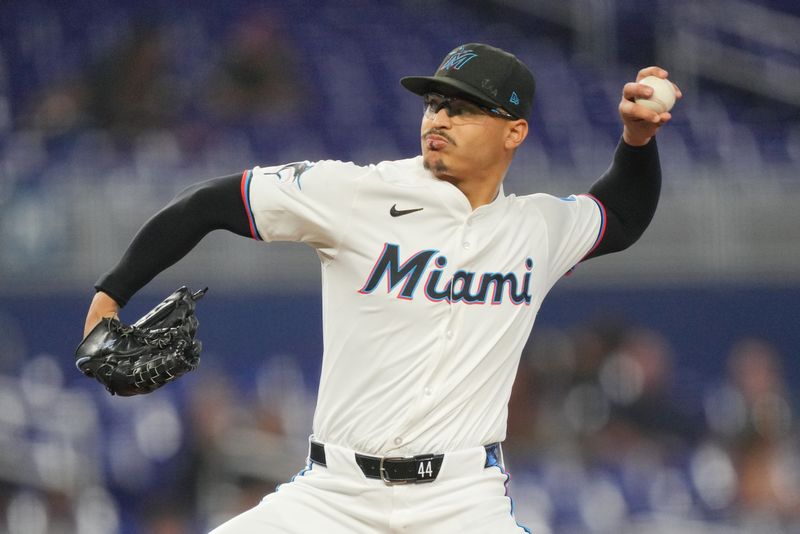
[358,243,533,305]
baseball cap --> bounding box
[400,43,535,121]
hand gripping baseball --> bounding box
[619,66,682,146]
[75,286,207,396]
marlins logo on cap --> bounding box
[439,47,478,71]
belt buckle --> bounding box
[379,456,412,485]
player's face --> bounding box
[419,93,520,181]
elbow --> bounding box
[588,211,654,259]
[171,182,209,210]
[614,213,654,251]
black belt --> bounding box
[309,441,501,484]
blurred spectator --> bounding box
[705,337,794,444]
[183,364,312,530]
[704,337,800,524]
[549,319,626,448]
[205,12,304,123]
[140,502,193,534]
[85,25,180,139]
[546,325,705,481]
[24,81,87,137]
[24,22,180,142]
[510,323,710,529]
[598,328,703,449]
[507,327,578,459]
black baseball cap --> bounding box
[400,43,535,120]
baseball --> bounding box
[635,75,676,113]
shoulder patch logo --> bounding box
[267,161,314,190]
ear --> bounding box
[505,119,528,149]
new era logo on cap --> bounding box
[400,43,535,120]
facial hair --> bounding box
[422,128,455,175]
[423,157,448,174]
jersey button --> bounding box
[462,241,471,249]
[424,387,432,396]
[394,437,403,446]
[445,330,453,339]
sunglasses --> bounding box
[422,93,516,124]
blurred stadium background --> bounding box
[1,0,799,532]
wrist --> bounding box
[622,128,653,147]
[84,291,120,337]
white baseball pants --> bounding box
[209,440,530,533]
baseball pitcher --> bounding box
[80,43,680,533]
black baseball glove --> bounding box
[75,286,207,396]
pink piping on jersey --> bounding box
[240,169,262,241]
[579,193,607,260]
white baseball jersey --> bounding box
[241,156,605,457]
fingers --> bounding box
[671,81,683,100]
[620,85,662,124]
[620,66,680,145]
[636,66,668,82]
[621,67,683,124]
[634,66,683,100]
[623,81,653,103]
[84,291,120,338]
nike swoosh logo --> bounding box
[390,204,424,217]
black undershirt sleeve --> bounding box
[584,137,661,260]
[95,173,251,307]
